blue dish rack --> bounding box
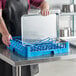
[7,36,69,58]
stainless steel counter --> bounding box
[0,44,76,67]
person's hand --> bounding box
[41,8,49,16]
[40,1,50,16]
[2,34,12,46]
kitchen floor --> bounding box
[35,60,76,76]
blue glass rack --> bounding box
[7,36,69,58]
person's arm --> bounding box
[0,9,12,46]
[0,10,9,35]
[30,0,50,16]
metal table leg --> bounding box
[16,66,19,76]
[19,66,21,76]
[12,66,19,76]
[12,65,34,76]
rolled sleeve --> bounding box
[30,0,44,7]
[0,0,2,9]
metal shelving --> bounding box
[57,0,75,37]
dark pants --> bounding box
[0,59,39,76]
[0,59,12,76]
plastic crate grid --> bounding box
[8,36,69,58]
